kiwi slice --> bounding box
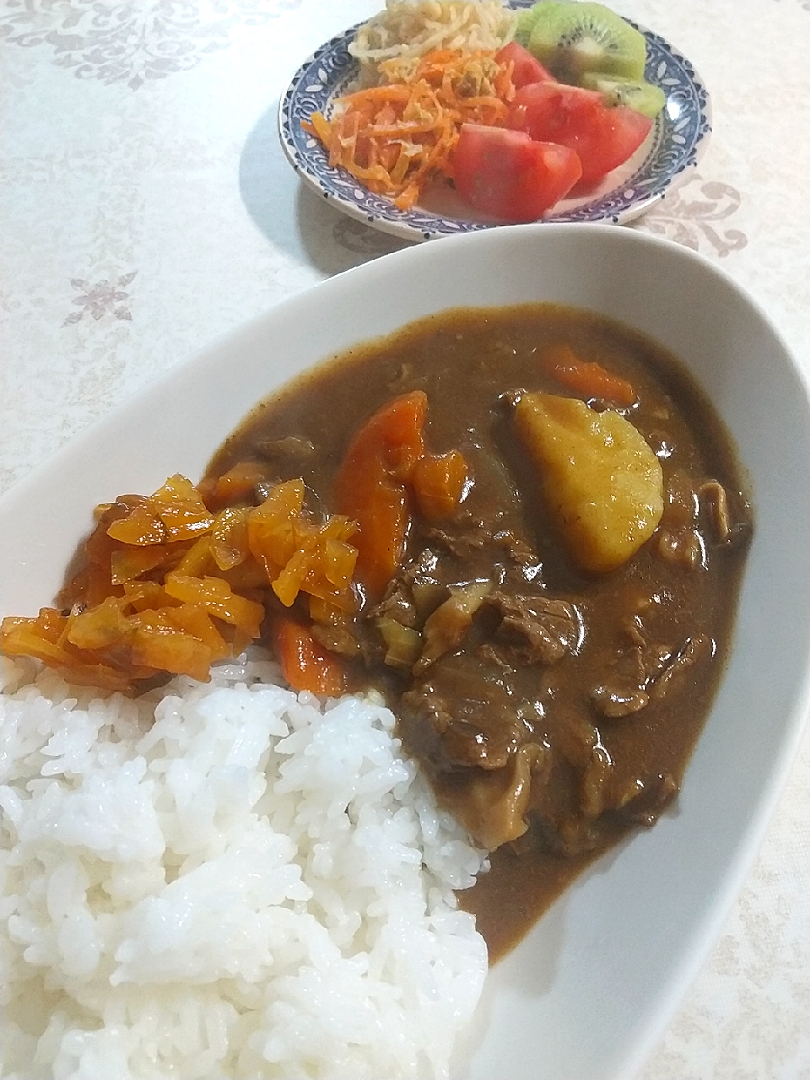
[581,72,666,118]
[515,2,564,47]
[528,2,647,83]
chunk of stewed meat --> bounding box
[581,753,677,828]
[590,614,708,719]
[486,591,581,665]
[549,707,598,769]
[649,633,710,700]
[402,650,534,772]
[439,743,548,851]
[612,772,679,828]
[426,521,542,582]
[656,468,705,569]
[372,579,419,627]
[590,684,650,718]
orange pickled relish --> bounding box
[0,468,360,694]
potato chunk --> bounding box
[515,393,663,573]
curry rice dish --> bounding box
[0,302,751,1077]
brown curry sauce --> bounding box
[207,304,751,962]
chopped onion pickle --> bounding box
[1,473,360,693]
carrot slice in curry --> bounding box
[272,615,347,696]
[335,391,427,602]
[545,344,636,408]
[412,450,468,520]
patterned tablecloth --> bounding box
[2,0,809,1075]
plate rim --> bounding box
[277,7,712,242]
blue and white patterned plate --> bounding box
[278,6,711,242]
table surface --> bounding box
[2,0,809,1076]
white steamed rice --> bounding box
[0,652,488,1079]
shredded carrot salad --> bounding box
[303,48,515,210]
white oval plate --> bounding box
[2,226,809,1079]
[278,4,711,242]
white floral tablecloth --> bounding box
[2,0,809,1076]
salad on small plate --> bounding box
[278,0,711,241]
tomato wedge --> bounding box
[507,82,653,187]
[495,42,556,89]
[453,125,582,223]
[508,82,604,142]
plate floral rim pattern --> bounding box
[278,6,712,242]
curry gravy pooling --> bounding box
[207,304,752,962]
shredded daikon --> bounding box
[349,0,517,85]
